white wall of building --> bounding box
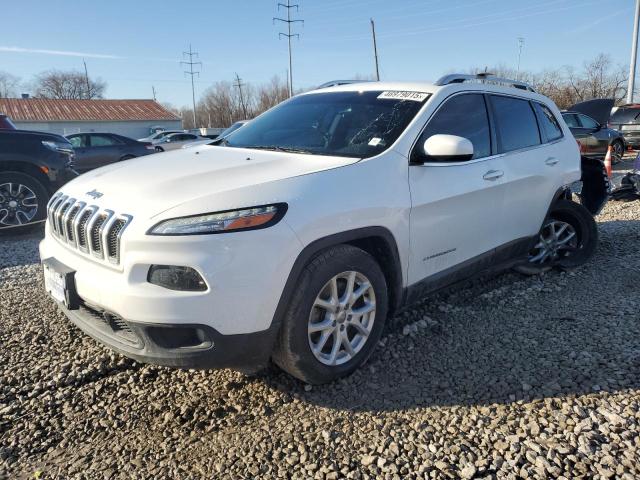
[15,120,183,139]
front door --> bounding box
[408,93,506,287]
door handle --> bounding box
[483,169,504,181]
[545,157,559,166]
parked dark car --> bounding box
[561,99,625,162]
[0,129,77,230]
[0,114,17,130]
[66,133,154,173]
[608,104,640,149]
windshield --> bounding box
[223,90,428,158]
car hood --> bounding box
[568,98,615,125]
[58,146,358,218]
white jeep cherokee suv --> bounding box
[40,74,605,384]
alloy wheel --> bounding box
[528,220,578,264]
[612,141,624,163]
[308,271,376,366]
[0,182,38,227]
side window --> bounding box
[562,114,580,128]
[534,103,563,142]
[414,93,491,162]
[491,95,540,153]
[68,136,84,148]
[90,134,119,146]
[578,114,599,129]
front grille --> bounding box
[47,192,132,265]
[79,303,139,345]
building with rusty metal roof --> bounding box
[0,98,183,139]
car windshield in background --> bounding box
[223,90,429,158]
[610,107,640,123]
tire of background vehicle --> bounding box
[514,199,598,275]
[272,244,388,384]
[119,155,136,162]
[0,171,49,234]
[154,146,164,152]
[611,139,624,163]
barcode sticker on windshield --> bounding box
[377,91,429,102]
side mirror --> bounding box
[421,134,474,162]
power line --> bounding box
[234,72,248,120]
[180,44,202,127]
[274,1,304,97]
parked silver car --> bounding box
[152,132,207,151]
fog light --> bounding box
[148,265,207,291]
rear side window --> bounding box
[534,103,563,142]
[491,95,540,153]
[577,114,598,129]
[610,107,640,123]
[414,93,491,161]
[90,134,120,146]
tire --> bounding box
[514,199,598,275]
[611,139,624,163]
[154,146,164,153]
[0,171,49,234]
[272,244,388,384]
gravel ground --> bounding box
[1,158,639,479]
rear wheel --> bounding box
[611,139,624,163]
[0,172,49,233]
[514,199,598,274]
[273,245,388,384]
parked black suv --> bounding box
[0,129,77,230]
[608,104,640,149]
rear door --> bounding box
[87,134,126,169]
[491,95,563,252]
[408,92,506,285]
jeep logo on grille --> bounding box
[86,189,103,199]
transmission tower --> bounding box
[234,73,248,120]
[274,1,303,97]
[180,45,202,127]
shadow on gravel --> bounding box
[257,221,640,412]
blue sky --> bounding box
[1,0,635,107]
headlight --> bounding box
[42,140,74,154]
[148,203,287,235]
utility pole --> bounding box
[152,85,157,101]
[83,59,91,99]
[628,0,640,104]
[234,73,248,120]
[274,0,303,97]
[181,44,202,128]
[370,18,380,81]
[516,37,525,80]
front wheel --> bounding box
[154,146,164,152]
[514,199,598,275]
[273,245,388,384]
[611,140,624,163]
[0,172,49,234]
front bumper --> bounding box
[56,299,277,371]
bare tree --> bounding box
[33,69,106,100]
[0,71,20,98]
[469,54,628,109]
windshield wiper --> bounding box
[241,145,313,154]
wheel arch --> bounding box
[0,161,51,193]
[271,227,404,335]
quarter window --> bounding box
[534,103,563,142]
[491,95,540,153]
[414,93,491,162]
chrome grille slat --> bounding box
[46,193,132,266]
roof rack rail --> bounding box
[434,73,536,93]
[316,79,374,89]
